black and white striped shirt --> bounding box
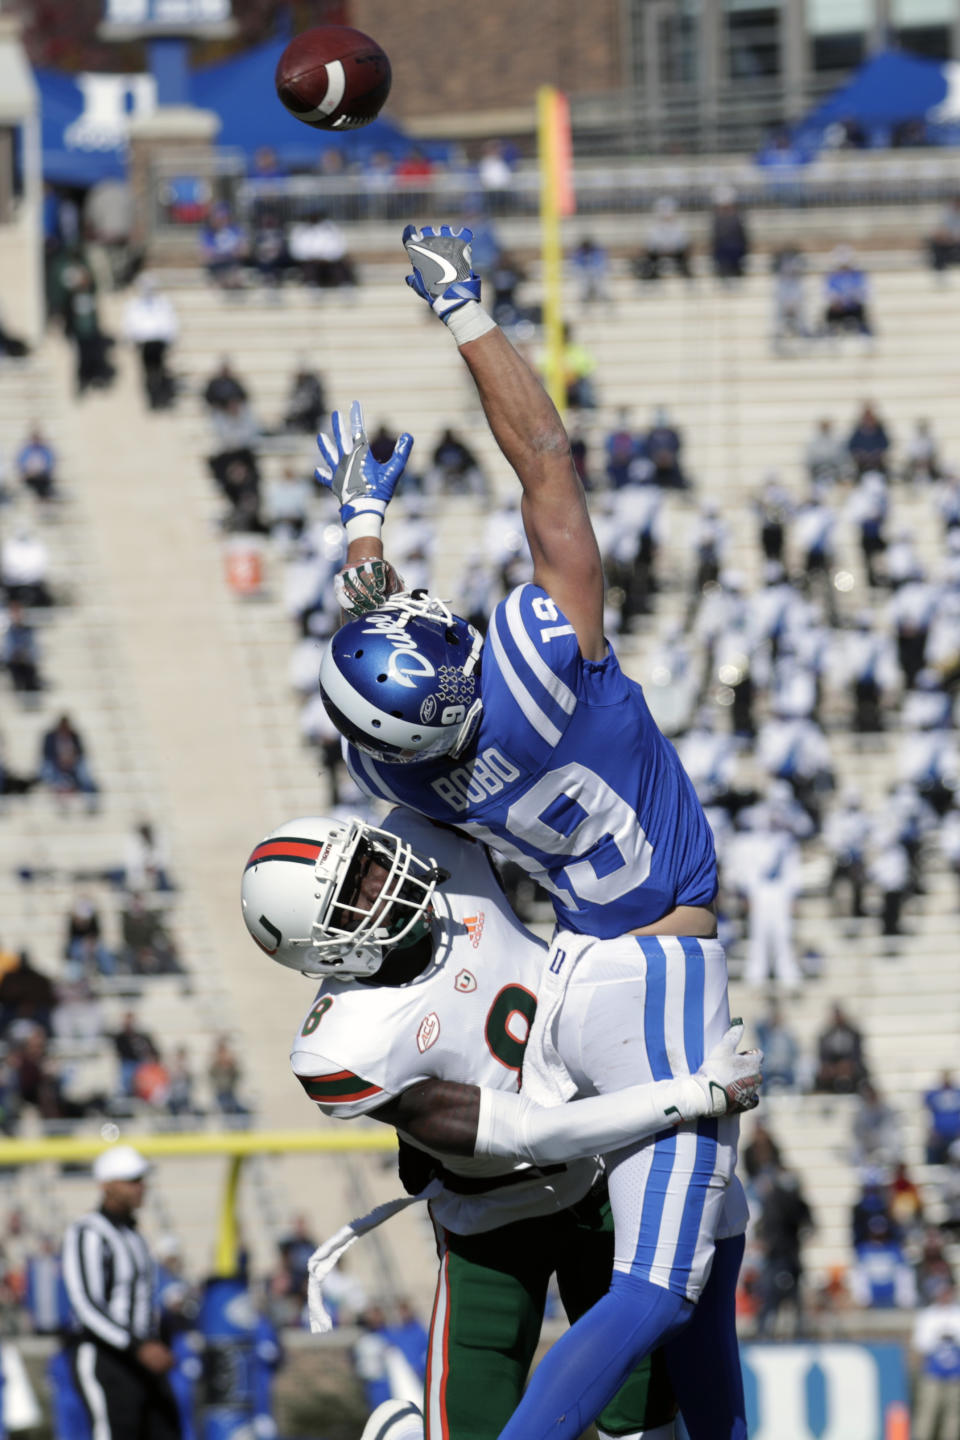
[62,1208,157,1351]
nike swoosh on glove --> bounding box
[403,223,482,321]
[694,1021,763,1117]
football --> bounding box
[275,25,391,131]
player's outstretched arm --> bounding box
[402,224,605,661]
[371,1024,762,1163]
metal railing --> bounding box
[150,145,960,249]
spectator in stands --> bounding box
[266,466,311,543]
[889,564,936,689]
[384,1298,429,1383]
[742,1120,783,1189]
[605,409,640,489]
[478,139,514,210]
[208,1035,249,1119]
[754,1168,814,1338]
[755,1001,800,1091]
[924,1072,960,1164]
[689,504,726,599]
[0,733,35,800]
[771,247,808,350]
[64,895,101,958]
[288,213,356,289]
[847,402,891,476]
[1,528,53,607]
[63,263,115,396]
[123,274,178,410]
[124,820,174,894]
[166,1046,197,1119]
[112,1012,159,1096]
[912,1282,960,1440]
[825,788,870,918]
[849,1214,916,1309]
[10,1026,87,1120]
[823,247,873,338]
[570,237,610,307]
[804,417,847,489]
[559,324,598,411]
[120,893,180,975]
[868,828,912,939]
[0,952,55,1037]
[644,405,687,490]
[903,417,941,484]
[815,1003,868,1094]
[426,428,488,497]
[940,804,960,907]
[889,1161,924,1235]
[1,603,43,697]
[846,471,888,588]
[941,1144,960,1238]
[203,359,248,413]
[915,1228,955,1304]
[16,428,57,503]
[489,252,527,326]
[208,397,262,517]
[201,205,248,288]
[756,704,834,825]
[793,495,837,613]
[754,473,792,561]
[925,195,960,275]
[282,362,326,435]
[277,1214,316,1304]
[133,1048,171,1109]
[852,1082,903,1168]
[250,213,290,287]
[733,792,809,991]
[710,187,750,281]
[633,197,692,282]
[39,714,98,811]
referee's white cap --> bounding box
[93,1145,151,1183]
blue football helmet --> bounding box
[319,593,483,762]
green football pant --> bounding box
[424,1184,676,1440]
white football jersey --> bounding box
[290,809,598,1233]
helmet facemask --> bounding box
[298,819,445,979]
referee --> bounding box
[62,1145,181,1440]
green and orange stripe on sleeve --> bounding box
[298,1070,384,1105]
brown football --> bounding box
[275,25,391,131]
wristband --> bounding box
[344,513,384,544]
[444,301,498,347]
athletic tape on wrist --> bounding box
[444,301,498,346]
[344,513,384,543]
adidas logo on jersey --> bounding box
[417,1012,440,1053]
[455,969,477,992]
[463,913,485,948]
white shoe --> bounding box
[359,1399,425,1440]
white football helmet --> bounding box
[241,815,445,979]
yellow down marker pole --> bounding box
[537,85,572,417]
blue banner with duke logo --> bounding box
[737,1342,909,1440]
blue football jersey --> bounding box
[344,584,717,937]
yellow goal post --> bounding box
[0,1129,397,1277]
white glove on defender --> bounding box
[475,1022,763,1166]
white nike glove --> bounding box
[689,1021,763,1118]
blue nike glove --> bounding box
[316,401,414,539]
[402,224,481,322]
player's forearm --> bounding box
[474,1075,715,1166]
[457,326,573,490]
[345,536,384,568]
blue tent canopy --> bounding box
[36,37,448,188]
[790,49,960,154]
